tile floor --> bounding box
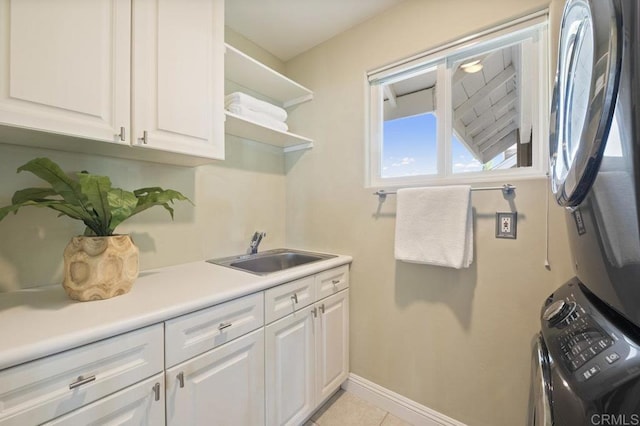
[305,389,412,426]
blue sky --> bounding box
[382,113,484,177]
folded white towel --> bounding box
[227,104,289,132]
[394,186,473,268]
[225,92,288,122]
[592,171,640,267]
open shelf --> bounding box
[224,43,313,108]
[224,112,313,152]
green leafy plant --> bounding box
[0,158,192,236]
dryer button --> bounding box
[605,352,620,364]
[582,364,601,380]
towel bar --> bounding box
[373,184,516,200]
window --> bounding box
[366,12,549,187]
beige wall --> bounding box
[225,27,286,74]
[0,36,286,292]
[0,2,576,424]
[284,0,573,425]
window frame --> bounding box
[365,11,550,188]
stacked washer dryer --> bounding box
[531,0,640,424]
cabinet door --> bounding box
[42,374,165,426]
[132,0,224,159]
[0,0,130,143]
[265,305,315,426]
[315,290,349,403]
[166,328,264,426]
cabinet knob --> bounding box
[69,375,96,390]
[177,372,185,388]
[153,382,161,401]
[291,293,299,304]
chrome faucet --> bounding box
[248,231,266,254]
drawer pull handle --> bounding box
[311,307,317,318]
[69,375,96,390]
[177,372,185,388]
[319,304,325,314]
[153,383,161,401]
[332,279,340,286]
[218,322,232,331]
[118,126,126,142]
[140,130,148,145]
[291,293,299,304]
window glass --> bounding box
[383,113,438,177]
[381,68,438,178]
[451,43,531,174]
[366,13,547,187]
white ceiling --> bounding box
[225,0,405,62]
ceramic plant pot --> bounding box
[62,235,139,301]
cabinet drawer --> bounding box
[165,292,264,367]
[0,324,163,426]
[43,373,165,426]
[265,275,315,324]
[315,265,349,300]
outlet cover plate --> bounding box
[496,212,517,239]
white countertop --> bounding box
[0,252,352,370]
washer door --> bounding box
[549,0,622,207]
[528,335,553,426]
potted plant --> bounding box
[0,158,192,301]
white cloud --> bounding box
[391,157,416,167]
[453,159,482,172]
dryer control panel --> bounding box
[554,308,613,371]
[540,277,640,400]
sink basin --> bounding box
[207,249,336,275]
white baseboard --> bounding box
[341,373,468,426]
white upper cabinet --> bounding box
[224,44,314,152]
[132,0,224,160]
[0,0,224,165]
[0,0,131,144]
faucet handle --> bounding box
[251,231,266,242]
[248,231,266,254]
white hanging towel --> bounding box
[394,186,473,268]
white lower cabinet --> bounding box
[0,325,164,426]
[265,305,316,426]
[265,289,350,426]
[0,263,350,426]
[43,374,165,426]
[165,328,265,426]
[315,290,350,404]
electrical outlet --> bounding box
[501,216,512,233]
[496,212,517,239]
